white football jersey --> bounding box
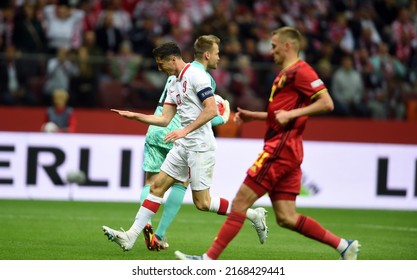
[164,63,216,151]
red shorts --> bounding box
[243,150,301,202]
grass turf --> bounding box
[0,199,416,260]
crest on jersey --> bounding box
[269,74,287,102]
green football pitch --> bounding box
[0,199,416,260]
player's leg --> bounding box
[206,183,261,259]
[140,172,160,203]
[188,150,230,214]
[176,183,261,260]
[153,182,187,246]
[271,194,360,259]
[140,142,167,221]
[141,145,190,250]
[102,171,175,251]
[141,143,188,249]
[271,162,360,259]
[189,149,268,241]
[139,172,158,214]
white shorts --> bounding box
[161,143,215,191]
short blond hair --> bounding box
[194,35,220,59]
[272,26,302,52]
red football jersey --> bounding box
[263,59,327,162]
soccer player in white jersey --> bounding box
[110,49,231,251]
[102,37,268,252]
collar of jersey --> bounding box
[281,58,301,72]
[191,60,206,71]
[178,63,191,81]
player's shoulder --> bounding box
[295,60,318,78]
[186,63,210,82]
[186,61,206,75]
[299,60,316,72]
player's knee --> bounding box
[193,197,210,211]
[194,201,210,211]
[150,184,164,197]
[276,214,293,229]
[230,198,245,213]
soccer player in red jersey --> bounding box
[175,26,361,260]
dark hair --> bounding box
[152,42,182,60]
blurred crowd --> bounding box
[0,0,416,120]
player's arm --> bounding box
[234,107,267,125]
[275,89,334,126]
[110,104,177,127]
[164,94,217,142]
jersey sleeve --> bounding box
[295,65,327,99]
[192,69,214,102]
[164,79,176,105]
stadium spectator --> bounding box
[109,40,140,86]
[234,4,258,43]
[129,15,160,58]
[199,3,228,41]
[231,54,265,111]
[390,7,417,66]
[353,47,375,97]
[12,3,46,54]
[331,55,369,117]
[132,0,170,35]
[374,0,399,27]
[0,4,15,52]
[165,0,193,48]
[82,29,103,58]
[0,45,37,105]
[356,5,383,47]
[96,0,132,36]
[328,13,355,55]
[70,46,97,107]
[368,42,407,119]
[95,10,123,55]
[78,0,102,32]
[43,47,79,106]
[269,2,295,28]
[41,88,76,133]
[42,2,85,53]
[355,27,380,57]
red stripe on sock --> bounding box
[207,211,246,259]
[295,215,341,249]
[142,199,161,213]
[217,198,229,215]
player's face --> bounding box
[155,56,176,76]
[206,43,220,70]
[270,34,286,65]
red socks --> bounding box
[295,215,340,248]
[206,211,246,259]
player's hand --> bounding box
[274,110,291,127]
[234,107,253,125]
[111,109,138,120]
[164,129,187,143]
[221,100,231,124]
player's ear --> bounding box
[204,51,210,60]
